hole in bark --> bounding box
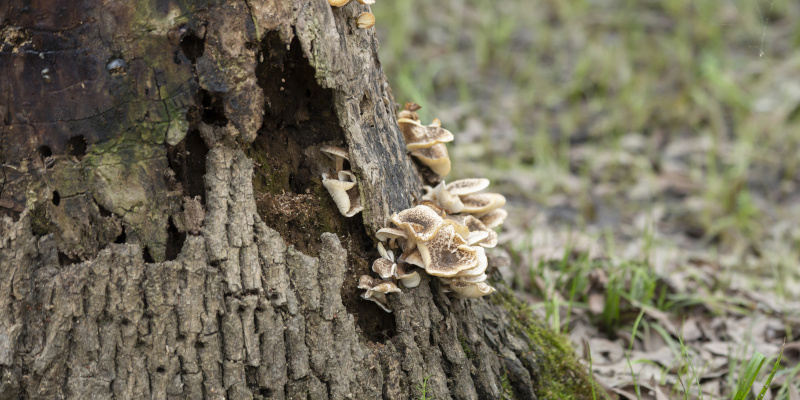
[58,252,78,266]
[259,389,272,397]
[37,145,52,159]
[156,366,166,373]
[66,135,87,160]
[114,226,127,244]
[245,366,258,390]
[198,89,228,126]
[142,246,155,263]
[180,31,205,63]
[166,129,208,200]
[165,216,186,261]
[194,341,204,349]
[51,191,60,206]
[121,317,131,326]
[177,334,186,341]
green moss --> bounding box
[491,288,609,400]
[500,373,515,400]
[459,335,475,360]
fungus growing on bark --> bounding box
[320,147,363,217]
[358,275,401,312]
[478,209,508,229]
[390,205,444,242]
[328,0,350,7]
[357,12,375,29]
[397,103,454,178]
[395,263,421,288]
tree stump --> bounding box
[0,1,598,399]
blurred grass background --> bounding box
[374,2,800,396]
[375,0,800,292]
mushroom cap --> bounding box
[403,250,426,269]
[358,275,375,290]
[361,293,392,312]
[453,246,488,277]
[443,219,471,241]
[479,209,508,229]
[328,0,350,6]
[375,227,408,242]
[356,12,375,29]
[449,281,495,299]
[395,264,421,288]
[448,214,498,248]
[445,178,490,196]
[390,205,445,242]
[343,190,363,217]
[421,201,447,216]
[338,170,357,183]
[397,109,420,121]
[372,258,396,280]
[320,145,349,160]
[371,280,401,294]
[398,119,455,150]
[323,177,356,215]
[416,225,479,277]
[441,273,487,285]
[357,0,375,3]
[377,242,394,262]
[409,144,451,177]
[428,181,464,213]
[459,192,506,215]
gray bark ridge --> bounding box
[1,0,595,399]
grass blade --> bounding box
[757,342,785,400]
[733,351,766,400]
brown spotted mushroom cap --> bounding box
[445,178,490,196]
[372,258,396,280]
[449,281,495,299]
[459,192,506,215]
[390,205,445,242]
[409,144,451,177]
[416,225,479,277]
[479,209,508,229]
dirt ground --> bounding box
[375,0,800,398]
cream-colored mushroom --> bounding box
[395,263,421,288]
[357,12,375,29]
[321,145,349,172]
[478,209,508,229]
[322,172,363,217]
[398,118,455,150]
[328,0,350,7]
[372,258,396,280]
[390,205,445,242]
[409,144,451,177]
[459,192,506,216]
[416,225,479,277]
[445,178,490,196]
[358,275,401,312]
[448,281,495,299]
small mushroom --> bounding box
[372,258,396,280]
[423,181,464,213]
[448,281,495,299]
[357,12,375,29]
[395,263,421,288]
[478,209,508,229]
[445,178,490,196]
[322,172,363,217]
[402,249,426,269]
[459,192,506,216]
[328,0,350,6]
[357,0,375,3]
[398,118,455,150]
[358,275,401,312]
[451,246,488,277]
[448,214,498,248]
[321,145,349,172]
[409,143,451,177]
[390,205,445,242]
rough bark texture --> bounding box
[1,1,596,399]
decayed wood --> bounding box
[1,1,595,399]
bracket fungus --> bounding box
[355,104,509,311]
[320,146,363,217]
[397,103,454,177]
[356,12,375,29]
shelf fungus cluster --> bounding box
[320,146,363,217]
[397,103,454,177]
[359,179,508,312]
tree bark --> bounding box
[0,1,597,399]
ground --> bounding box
[375,0,800,398]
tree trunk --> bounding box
[0,1,597,399]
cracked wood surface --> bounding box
[0,0,595,399]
